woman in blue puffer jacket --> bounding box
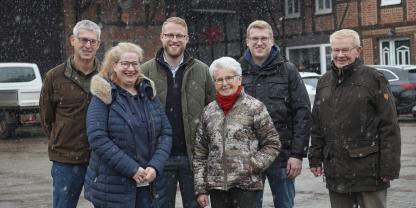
[84,42,172,208]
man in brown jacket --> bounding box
[39,19,101,208]
[308,29,401,208]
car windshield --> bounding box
[0,67,36,83]
[303,77,319,88]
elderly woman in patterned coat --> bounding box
[193,56,281,208]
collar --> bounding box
[330,59,363,83]
[243,44,281,69]
[155,48,192,70]
[163,52,184,72]
[64,56,99,78]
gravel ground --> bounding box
[0,119,415,208]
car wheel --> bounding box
[0,112,17,139]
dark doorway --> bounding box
[0,1,64,76]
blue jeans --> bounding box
[257,161,295,208]
[51,161,87,208]
[163,156,198,208]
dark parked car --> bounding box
[369,65,416,116]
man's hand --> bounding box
[286,157,302,180]
[381,176,394,185]
[197,194,209,208]
[310,166,323,177]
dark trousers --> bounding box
[210,188,259,208]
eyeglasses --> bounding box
[117,61,140,69]
[214,75,239,85]
[248,36,271,43]
[331,47,357,55]
[163,33,187,41]
[77,37,99,46]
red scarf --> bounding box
[216,86,243,116]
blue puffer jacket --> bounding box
[84,75,172,208]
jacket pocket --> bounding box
[268,81,289,101]
[344,144,379,178]
[347,145,378,158]
[51,122,65,147]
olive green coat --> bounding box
[141,52,215,161]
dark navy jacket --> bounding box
[84,75,172,208]
[239,45,311,167]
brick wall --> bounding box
[362,38,374,64]
[408,0,416,21]
[314,15,334,32]
[380,7,403,24]
[336,2,359,28]
[62,0,166,61]
[285,19,303,35]
[304,1,313,33]
[361,0,377,26]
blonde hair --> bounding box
[246,20,273,38]
[330,29,361,47]
[162,17,188,34]
[99,42,144,86]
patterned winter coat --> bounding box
[193,92,281,195]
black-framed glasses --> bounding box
[117,61,140,69]
[77,37,99,46]
[331,47,357,55]
[214,75,239,85]
[163,33,187,41]
[248,36,271,43]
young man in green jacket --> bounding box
[141,17,215,208]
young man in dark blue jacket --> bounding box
[238,20,311,208]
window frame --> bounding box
[379,38,411,65]
[315,0,332,15]
[285,43,331,75]
[285,0,301,18]
[380,0,401,6]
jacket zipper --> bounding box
[222,116,228,190]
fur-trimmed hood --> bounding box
[90,74,157,104]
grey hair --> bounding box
[209,57,242,80]
[330,29,361,47]
[73,20,101,40]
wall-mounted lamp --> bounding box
[387,28,396,37]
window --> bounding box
[187,9,243,64]
[381,0,401,6]
[380,39,411,65]
[315,0,332,14]
[0,67,36,83]
[286,44,331,74]
[286,0,300,18]
[378,69,399,81]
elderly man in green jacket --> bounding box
[308,29,401,208]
